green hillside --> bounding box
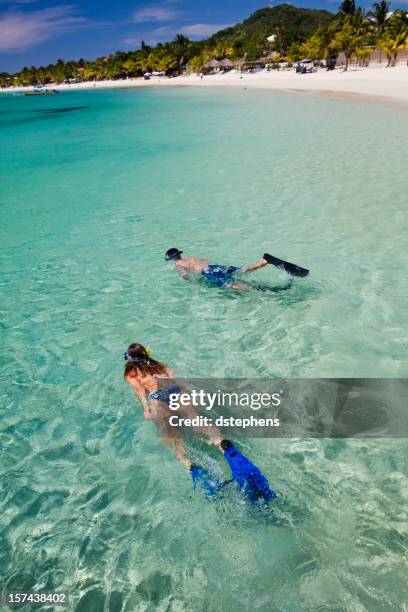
[211,4,335,48]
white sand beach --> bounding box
[5,65,408,106]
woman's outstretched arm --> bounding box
[126,377,155,419]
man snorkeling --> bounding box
[164,248,309,289]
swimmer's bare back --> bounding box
[125,368,173,419]
[174,256,210,277]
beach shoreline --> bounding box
[3,65,408,107]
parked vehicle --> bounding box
[295,59,316,74]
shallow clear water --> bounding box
[1,87,407,610]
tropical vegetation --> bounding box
[301,0,408,70]
[1,2,407,87]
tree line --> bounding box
[1,2,407,87]
[291,1,408,70]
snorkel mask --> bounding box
[165,248,183,261]
[124,345,152,361]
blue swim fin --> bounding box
[221,440,277,503]
[190,464,222,497]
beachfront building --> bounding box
[337,46,408,68]
[218,58,234,72]
[368,47,408,65]
[202,58,235,74]
[202,59,221,74]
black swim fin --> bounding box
[263,253,309,278]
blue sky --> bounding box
[0,0,395,72]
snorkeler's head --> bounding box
[124,343,149,362]
[124,343,167,378]
[165,248,183,261]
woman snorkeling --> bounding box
[124,342,276,502]
[124,342,222,468]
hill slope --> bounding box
[210,4,335,52]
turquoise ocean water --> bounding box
[1,87,408,610]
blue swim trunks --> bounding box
[201,264,241,288]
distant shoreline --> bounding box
[3,66,408,108]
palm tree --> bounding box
[122,58,136,76]
[368,1,390,37]
[81,63,96,81]
[16,67,32,86]
[333,20,367,70]
[174,34,190,47]
[105,60,123,80]
[212,41,234,59]
[299,35,321,60]
[93,59,107,81]
[379,29,408,65]
[158,54,179,73]
[350,10,370,36]
[52,59,67,83]
[309,24,340,61]
[339,0,356,16]
[388,9,408,35]
[354,46,371,66]
[136,56,151,74]
[0,72,13,88]
[188,55,206,73]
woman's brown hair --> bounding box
[124,343,168,378]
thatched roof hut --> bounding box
[218,58,233,68]
[204,59,221,70]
